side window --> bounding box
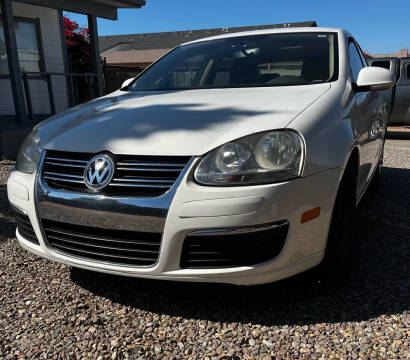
[356,43,368,67]
[348,41,364,83]
[407,64,410,80]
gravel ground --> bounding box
[0,143,409,360]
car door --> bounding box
[391,60,410,125]
[348,39,387,197]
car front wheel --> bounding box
[319,162,357,281]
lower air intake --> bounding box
[180,221,289,269]
[11,207,39,245]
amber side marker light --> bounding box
[301,207,321,223]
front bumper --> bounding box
[7,159,342,285]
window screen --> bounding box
[0,19,42,75]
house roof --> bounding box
[99,21,317,53]
[102,48,171,65]
[365,49,409,59]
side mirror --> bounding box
[356,67,395,91]
[120,78,134,90]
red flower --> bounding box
[63,16,89,44]
[63,15,91,72]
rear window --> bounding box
[371,60,391,70]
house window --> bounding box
[0,18,43,75]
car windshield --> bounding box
[128,32,338,91]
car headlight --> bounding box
[194,130,304,185]
[16,127,42,174]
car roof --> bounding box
[182,27,345,46]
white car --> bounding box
[7,27,395,285]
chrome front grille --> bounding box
[42,150,190,197]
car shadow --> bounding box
[65,166,408,326]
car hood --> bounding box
[39,84,330,156]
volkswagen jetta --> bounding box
[7,27,394,284]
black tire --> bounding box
[369,145,384,191]
[319,162,357,281]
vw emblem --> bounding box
[84,154,115,191]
